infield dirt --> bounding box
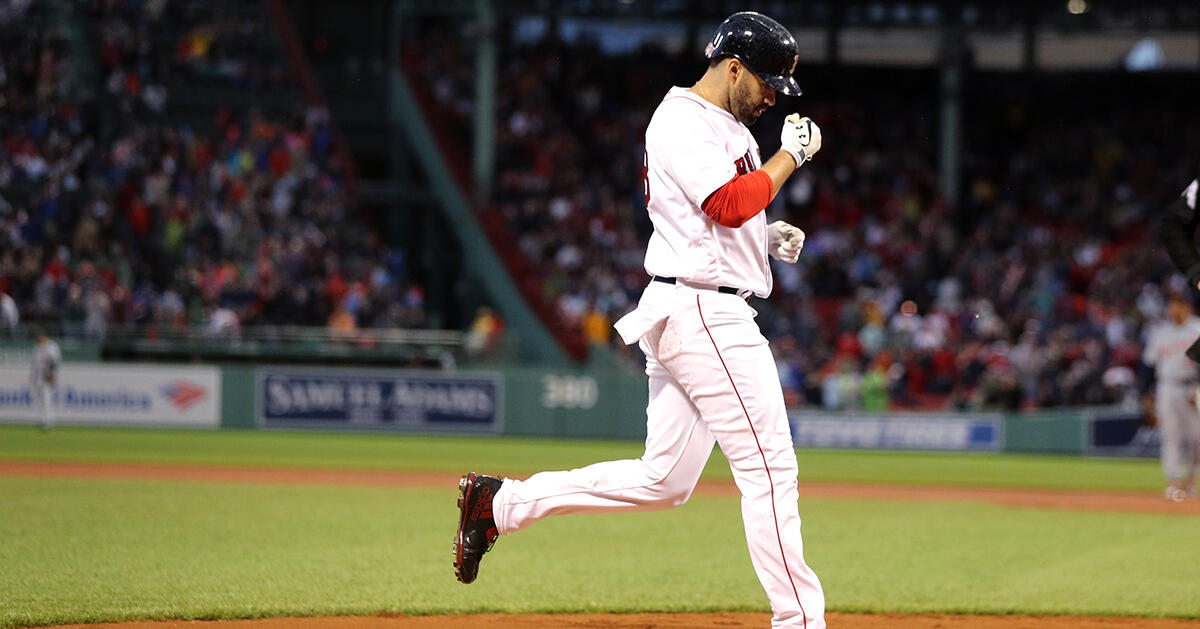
[2,460,1197,516]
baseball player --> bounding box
[30,331,61,431]
[1154,172,1200,500]
[454,12,825,628]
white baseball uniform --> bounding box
[30,338,61,430]
[1143,316,1200,484]
[492,87,825,629]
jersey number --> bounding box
[642,150,650,206]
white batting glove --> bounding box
[780,114,821,166]
[768,220,805,263]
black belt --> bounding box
[652,276,744,296]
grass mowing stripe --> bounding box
[0,476,1196,628]
[808,500,1200,616]
[0,426,1165,491]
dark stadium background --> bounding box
[3,0,1200,421]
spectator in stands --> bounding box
[0,1,429,342]
[420,32,1198,411]
[465,306,503,356]
[15,9,1192,411]
[0,291,17,336]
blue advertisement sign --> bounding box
[1087,411,1156,458]
[258,368,502,432]
[789,412,1002,451]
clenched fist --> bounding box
[768,220,805,264]
[780,114,821,166]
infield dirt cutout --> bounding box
[6,460,1198,629]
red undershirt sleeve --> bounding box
[700,170,773,228]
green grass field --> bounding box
[0,425,1168,490]
[0,426,1197,627]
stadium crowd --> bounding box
[0,0,425,341]
[411,31,1200,411]
[7,5,1200,412]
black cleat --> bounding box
[453,472,503,584]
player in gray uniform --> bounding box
[1156,172,1200,500]
[1142,295,1200,501]
[30,332,61,431]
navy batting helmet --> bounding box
[705,11,802,96]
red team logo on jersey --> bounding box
[733,149,756,175]
[643,148,757,205]
[642,149,650,205]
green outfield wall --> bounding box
[0,342,1147,456]
[498,347,649,440]
[220,366,258,430]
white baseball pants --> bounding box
[493,285,825,629]
[33,383,55,430]
[1156,382,1200,484]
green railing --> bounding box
[100,326,465,367]
[1,324,483,368]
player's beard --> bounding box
[730,79,765,126]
